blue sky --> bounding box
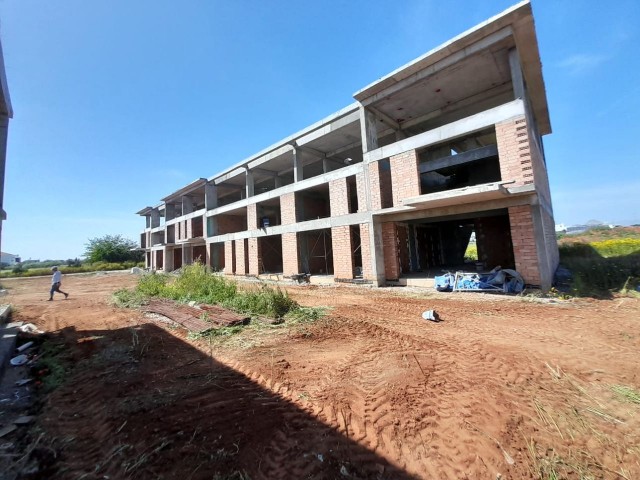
[0,0,638,260]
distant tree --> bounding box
[12,263,24,274]
[66,258,82,267]
[84,235,143,263]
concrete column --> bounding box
[359,223,374,281]
[163,246,174,272]
[150,208,160,228]
[371,220,386,286]
[205,182,218,210]
[509,48,525,100]
[274,176,283,188]
[224,241,235,274]
[359,106,378,153]
[165,204,175,221]
[293,147,303,183]
[182,196,194,215]
[246,169,255,198]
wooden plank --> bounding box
[143,299,248,333]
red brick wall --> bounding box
[508,205,541,285]
[216,214,247,235]
[235,239,247,275]
[382,222,399,280]
[360,223,373,280]
[248,237,262,275]
[331,225,353,279]
[329,178,350,217]
[247,204,259,230]
[280,192,297,225]
[390,150,421,206]
[282,232,299,275]
[224,240,234,275]
[496,116,534,187]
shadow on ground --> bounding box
[8,322,418,480]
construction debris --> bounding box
[143,299,249,334]
[421,310,440,322]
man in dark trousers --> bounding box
[48,266,69,301]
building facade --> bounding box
[138,1,559,289]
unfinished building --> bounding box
[137,1,559,289]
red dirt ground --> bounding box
[2,272,639,479]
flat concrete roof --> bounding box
[354,1,550,135]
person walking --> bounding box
[48,266,69,301]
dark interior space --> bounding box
[173,247,182,270]
[191,217,204,238]
[209,243,225,271]
[296,185,331,222]
[259,235,283,273]
[419,128,500,195]
[256,198,281,228]
[299,229,333,275]
[351,225,363,277]
[393,210,514,276]
[347,175,359,213]
[193,245,206,264]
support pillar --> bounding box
[381,222,399,280]
[248,238,262,276]
[163,246,174,272]
[224,241,235,275]
[235,239,247,275]
[282,232,299,275]
[331,226,353,279]
[293,147,303,183]
[205,182,218,210]
[246,169,254,198]
[389,150,420,207]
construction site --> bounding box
[137,1,559,291]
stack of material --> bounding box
[143,299,249,333]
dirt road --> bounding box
[2,272,639,479]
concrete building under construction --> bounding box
[137,1,559,289]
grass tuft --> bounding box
[611,385,640,405]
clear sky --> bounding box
[0,0,638,260]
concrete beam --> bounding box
[364,99,525,163]
[205,163,364,218]
[206,211,373,244]
[420,144,498,173]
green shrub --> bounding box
[136,272,169,297]
[559,238,640,296]
[224,284,298,318]
[170,263,237,303]
[112,288,147,308]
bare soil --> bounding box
[2,272,639,479]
